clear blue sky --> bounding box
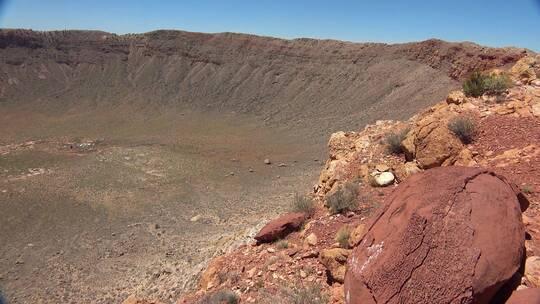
[1,0,539,51]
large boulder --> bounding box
[345,167,526,304]
[254,212,306,243]
[402,108,464,169]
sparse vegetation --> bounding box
[263,284,329,304]
[448,117,476,144]
[198,289,239,304]
[385,128,410,154]
[326,181,359,214]
[291,193,316,217]
[276,240,289,250]
[264,256,280,269]
[462,71,513,97]
[361,194,381,216]
[335,226,351,249]
[522,185,534,194]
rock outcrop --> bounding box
[345,166,526,304]
[401,104,464,168]
[510,55,540,84]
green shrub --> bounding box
[385,128,410,154]
[264,284,328,304]
[326,182,358,214]
[199,289,238,304]
[463,71,487,97]
[448,117,476,144]
[463,71,513,97]
[291,193,316,217]
[335,226,351,249]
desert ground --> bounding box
[0,104,326,303]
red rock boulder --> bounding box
[345,167,526,304]
[505,288,540,304]
[254,212,306,243]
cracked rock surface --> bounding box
[344,166,525,304]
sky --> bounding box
[1,0,539,51]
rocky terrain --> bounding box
[176,56,540,303]
[0,29,535,304]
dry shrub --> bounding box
[385,128,410,154]
[291,193,316,217]
[448,116,476,144]
[335,225,351,249]
[326,181,359,214]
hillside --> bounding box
[0,29,530,134]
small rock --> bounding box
[300,250,319,259]
[286,247,300,257]
[320,248,349,283]
[267,247,276,253]
[446,90,467,105]
[394,162,421,182]
[375,164,390,172]
[248,168,254,172]
[247,267,257,278]
[349,224,365,248]
[525,256,540,287]
[300,270,307,278]
[264,159,271,165]
[305,233,318,246]
[190,215,201,222]
[278,163,287,167]
[374,172,395,187]
[532,103,540,117]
